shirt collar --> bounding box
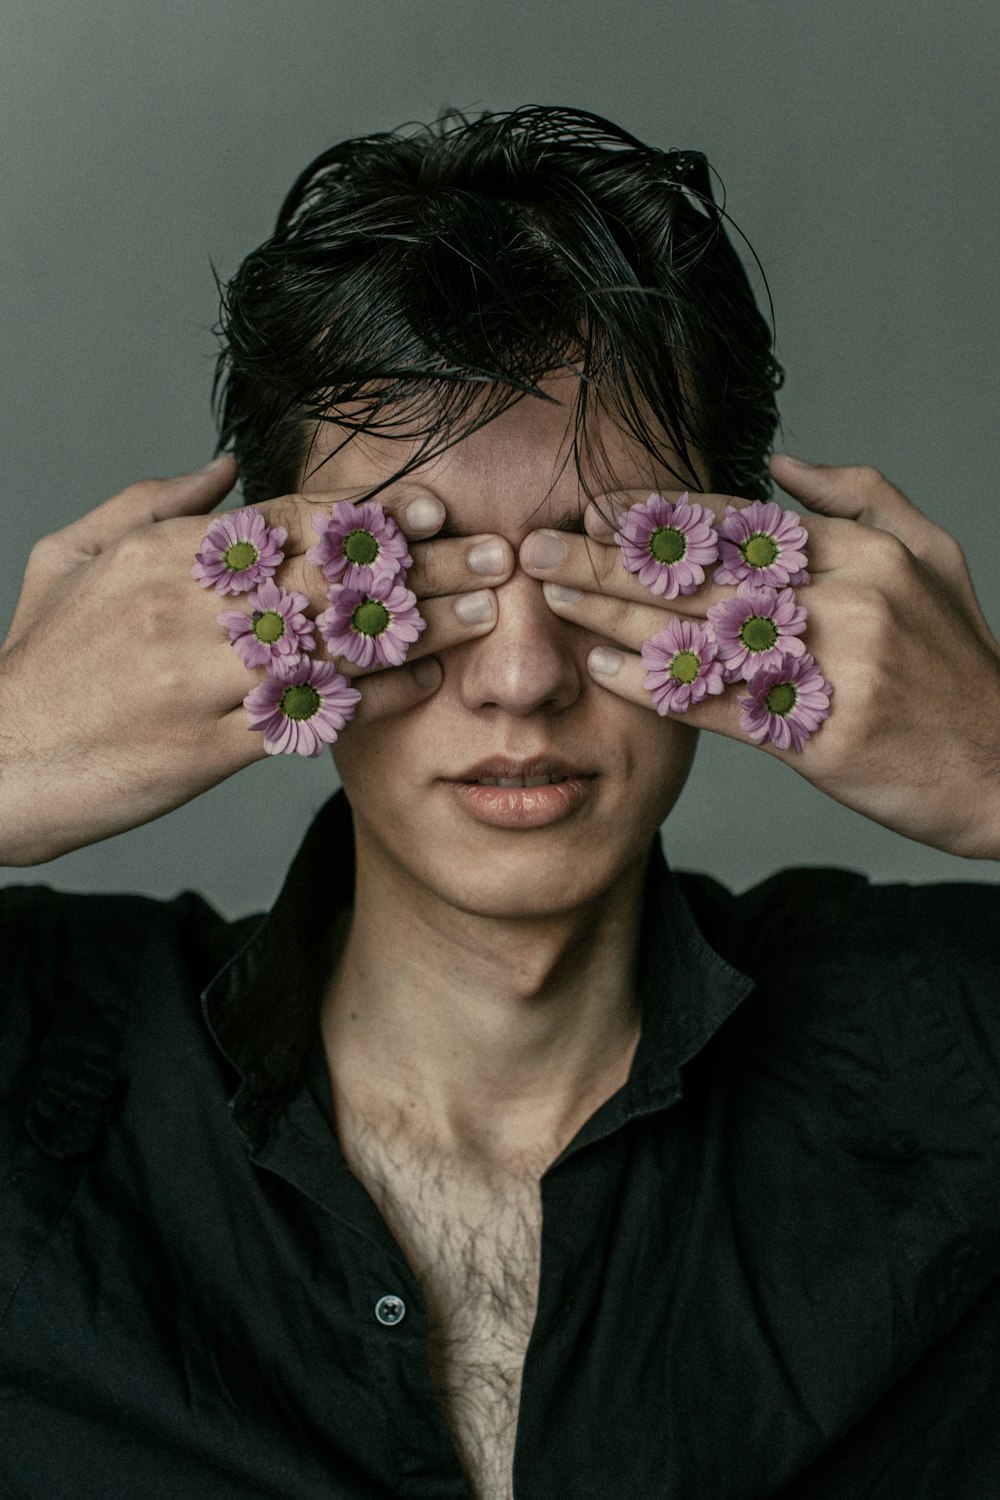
[202,791,753,1146]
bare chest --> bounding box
[341,1121,543,1500]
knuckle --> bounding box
[927,528,965,571]
[26,531,65,571]
[847,582,897,643]
[847,464,886,493]
[854,527,910,576]
[256,494,300,529]
[113,528,159,573]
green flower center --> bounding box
[669,650,701,684]
[766,682,797,716]
[344,529,379,566]
[351,600,391,637]
[223,540,259,571]
[649,526,687,565]
[741,533,778,569]
[280,684,320,721]
[740,614,778,653]
[252,610,285,644]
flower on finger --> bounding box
[707,581,809,683]
[192,508,287,595]
[615,492,720,599]
[316,573,426,671]
[714,500,810,588]
[308,498,412,590]
[243,658,361,757]
[217,579,316,675]
[737,651,832,753]
[640,619,726,715]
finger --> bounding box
[540,579,683,652]
[54,456,240,562]
[585,490,847,576]
[520,528,730,615]
[586,642,801,755]
[407,534,515,598]
[586,486,733,534]
[256,483,447,559]
[326,589,498,679]
[263,530,511,628]
[348,656,443,727]
[219,654,445,752]
[768,454,951,557]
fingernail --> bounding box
[405,495,445,530]
[454,590,495,625]
[521,531,567,570]
[585,504,617,539]
[412,657,442,690]
[543,582,581,605]
[589,646,624,676]
[466,540,508,576]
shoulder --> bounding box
[676,864,999,990]
[1,882,234,1009]
[0,884,251,1141]
[679,865,1000,1237]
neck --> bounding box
[320,833,651,1168]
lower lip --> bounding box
[445,778,595,829]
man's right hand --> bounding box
[0,457,510,865]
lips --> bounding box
[442,758,597,830]
[448,758,592,787]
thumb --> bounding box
[768,452,925,536]
[66,454,241,558]
[768,453,859,517]
[111,453,241,527]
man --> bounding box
[1,107,998,1499]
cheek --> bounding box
[628,711,700,822]
[332,716,410,803]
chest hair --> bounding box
[339,1108,545,1500]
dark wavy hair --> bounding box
[213,105,782,506]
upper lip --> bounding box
[448,757,593,782]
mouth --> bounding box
[447,759,593,787]
[442,760,597,830]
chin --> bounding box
[430,860,614,922]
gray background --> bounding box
[2,0,997,916]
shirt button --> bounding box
[374,1294,406,1327]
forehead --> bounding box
[300,374,699,542]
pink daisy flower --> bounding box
[243,658,361,757]
[217,579,316,676]
[615,492,720,599]
[308,498,412,590]
[192,508,287,595]
[737,651,832,753]
[706,581,809,683]
[714,500,810,588]
[316,573,426,672]
[640,618,726,715]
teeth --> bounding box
[475,774,569,787]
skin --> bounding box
[522,453,1000,859]
[309,383,699,1160]
[0,458,508,864]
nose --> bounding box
[453,566,583,716]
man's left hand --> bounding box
[521,456,1000,859]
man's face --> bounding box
[302,378,699,923]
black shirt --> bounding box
[1,792,999,1499]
